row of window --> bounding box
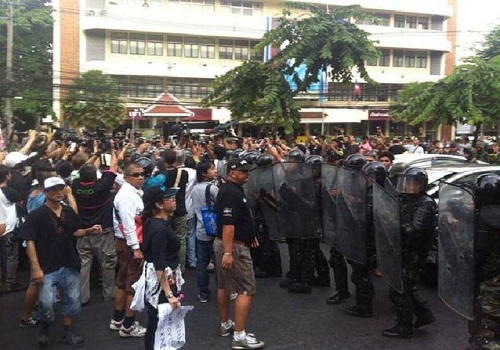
[366,49,428,69]
[110,32,264,61]
[356,13,432,30]
[112,76,214,99]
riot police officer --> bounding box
[468,174,500,349]
[326,154,366,305]
[382,167,436,338]
[344,161,386,318]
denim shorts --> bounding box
[38,267,81,322]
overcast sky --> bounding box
[456,0,499,62]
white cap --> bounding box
[43,177,66,190]
[3,152,28,168]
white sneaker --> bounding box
[109,319,123,331]
[119,322,147,338]
[232,333,265,349]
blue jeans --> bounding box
[186,217,197,268]
[196,238,215,297]
[38,267,81,323]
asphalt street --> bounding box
[0,243,469,350]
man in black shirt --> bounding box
[214,158,265,350]
[20,177,103,348]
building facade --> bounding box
[52,0,457,140]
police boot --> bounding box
[288,282,312,294]
[381,323,414,339]
[414,310,436,329]
[310,276,331,287]
[326,291,351,305]
[344,305,373,318]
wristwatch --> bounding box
[223,252,232,256]
[166,291,175,299]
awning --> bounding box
[142,92,194,118]
[299,108,366,123]
[181,108,212,121]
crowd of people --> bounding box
[0,126,498,349]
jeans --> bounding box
[186,217,197,268]
[38,267,81,323]
[196,239,215,297]
[0,231,19,288]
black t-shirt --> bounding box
[164,168,188,217]
[388,144,406,155]
[20,204,83,274]
[215,181,254,244]
[142,218,180,270]
[72,171,117,229]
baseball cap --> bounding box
[3,152,28,168]
[227,158,253,172]
[143,186,179,206]
[43,177,66,190]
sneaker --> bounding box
[220,320,234,337]
[59,331,84,347]
[119,322,147,338]
[230,293,238,301]
[20,316,39,327]
[198,294,208,303]
[414,311,436,329]
[207,261,215,271]
[109,318,123,331]
[232,333,265,349]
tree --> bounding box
[0,0,53,127]
[390,57,500,140]
[62,70,125,132]
[203,4,379,134]
[202,61,301,134]
[476,25,500,61]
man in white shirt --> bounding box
[109,161,147,338]
[406,137,425,154]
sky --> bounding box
[456,0,500,62]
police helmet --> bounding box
[305,155,324,165]
[256,153,273,167]
[286,148,305,163]
[362,161,386,187]
[476,173,500,204]
[396,167,428,195]
[135,157,154,176]
[232,149,243,159]
[240,150,259,165]
[344,154,366,171]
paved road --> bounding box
[0,243,469,350]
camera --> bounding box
[211,120,238,138]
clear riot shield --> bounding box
[334,167,367,264]
[321,163,339,246]
[438,182,476,320]
[253,165,281,241]
[243,168,259,213]
[273,162,322,239]
[373,183,404,293]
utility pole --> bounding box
[4,0,13,137]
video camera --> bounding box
[211,120,238,138]
[170,123,191,139]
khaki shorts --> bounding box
[115,239,142,295]
[213,238,256,295]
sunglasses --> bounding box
[127,172,145,178]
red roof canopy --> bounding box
[142,92,193,117]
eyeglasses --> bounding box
[127,172,145,178]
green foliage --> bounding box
[202,61,300,134]
[63,70,125,131]
[476,25,500,61]
[390,57,500,129]
[258,4,379,92]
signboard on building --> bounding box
[125,107,147,120]
[368,109,390,121]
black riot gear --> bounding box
[136,156,154,176]
[362,161,386,187]
[476,173,500,204]
[240,150,259,165]
[286,149,305,163]
[344,154,366,171]
[256,153,273,167]
[396,167,428,195]
[305,155,323,165]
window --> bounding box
[129,77,146,97]
[405,50,416,67]
[393,50,404,67]
[111,32,128,54]
[112,76,129,97]
[147,34,163,56]
[167,36,183,57]
[374,13,390,26]
[169,0,215,12]
[184,37,199,58]
[200,38,215,59]
[416,51,427,68]
[221,0,263,16]
[418,16,429,30]
[219,39,233,59]
[394,15,405,28]
[129,33,146,55]
[146,77,164,98]
[250,40,263,61]
[184,79,199,98]
[167,78,183,97]
[406,16,417,29]
[379,49,390,66]
[234,40,249,60]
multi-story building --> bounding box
[52,0,457,140]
